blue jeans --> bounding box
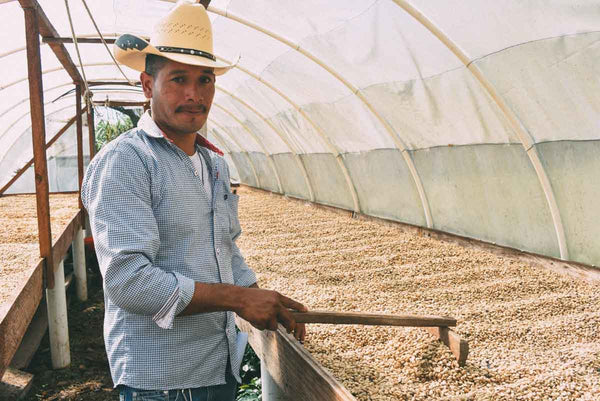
[119,368,238,401]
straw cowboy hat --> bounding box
[113,0,232,75]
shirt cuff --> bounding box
[235,269,258,288]
[152,272,195,329]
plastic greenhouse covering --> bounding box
[0,0,599,267]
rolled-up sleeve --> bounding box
[82,146,194,328]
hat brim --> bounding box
[113,34,233,76]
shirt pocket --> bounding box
[225,192,242,240]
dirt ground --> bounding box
[23,257,118,401]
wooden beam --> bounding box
[424,327,469,366]
[92,100,148,107]
[0,209,82,378]
[76,85,84,209]
[236,317,357,401]
[0,259,44,379]
[19,0,83,84]
[88,80,141,87]
[2,190,80,197]
[22,4,54,289]
[42,37,117,44]
[52,210,83,269]
[292,310,457,327]
[0,367,34,400]
[87,105,96,158]
[0,109,85,196]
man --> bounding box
[81,2,306,400]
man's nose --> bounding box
[184,82,204,102]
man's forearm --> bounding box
[178,282,246,316]
[179,280,307,341]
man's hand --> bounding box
[179,282,307,342]
[238,285,307,342]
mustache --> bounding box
[176,104,207,113]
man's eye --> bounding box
[201,76,213,84]
[172,77,185,83]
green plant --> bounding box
[95,115,133,150]
[237,345,262,401]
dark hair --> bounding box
[145,54,168,76]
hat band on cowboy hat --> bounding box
[155,46,216,61]
[113,1,232,75]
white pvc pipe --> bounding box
[213,103,283,194]
[0,76,140,119]
[208,127,254,187]
[45,259,71,369]
[261,359,285,401]
[72,226,87,301]
[207,7,431,219]
[390,0,569,260]
[218,57,360,212]
[0,97,77,142]
[0,82,73,119]
[0,62,125,92]
[208,118,261,188]
[217,86,316,202]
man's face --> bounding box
[141,59,216,137]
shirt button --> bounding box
[194,170,199,177]
[216,248,220,255]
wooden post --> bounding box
[19,0,83,84]
[76,85,84,209]
[85,101,95,238]
[0,112,84,197]
[72,226,87,301]
[45,259,71,368]
[22,4,54,289]
[86,102,96,158]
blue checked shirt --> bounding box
[81,112,257,390]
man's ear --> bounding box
[140,71,153,99]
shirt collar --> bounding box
[138,111,224,156]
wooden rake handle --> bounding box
[290,310,456,327]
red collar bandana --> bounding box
[160,131,224,156]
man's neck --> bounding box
[153,119,197,156]
[165,131,197,156]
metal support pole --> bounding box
[261,359,285,401]
[22,3,54,288]
[45,259,71,369]
[72,226,87,301]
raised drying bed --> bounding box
[235,187,600,401]
[0,193,80,379]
